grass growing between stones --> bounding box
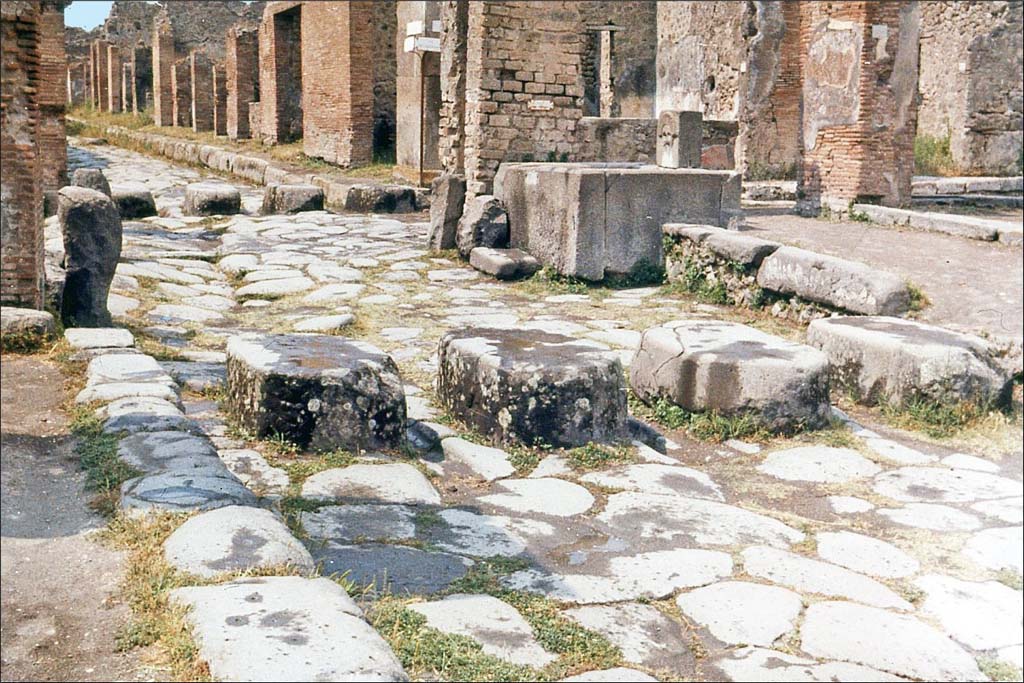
[995,569,1024,591]
[906,282,931,313]
[979,657,1023,683]
[629,392,771,443]
[564,442,636,471]
[880,396,1003,439]
[70,406,140,516]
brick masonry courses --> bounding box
[213,63,227,136]
[225,26,258,139]
[38,1,67,195]
[172,57,192,128]
[152,12,174,126]
[256,2,302,144]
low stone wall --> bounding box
[572,117,738,169]
[82,123,423,213]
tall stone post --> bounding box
[107,44,122,112]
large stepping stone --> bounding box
[800,601,983,681]
[598,492,805,548]
[756,246,910,315]
[164,506,314,578]
[409,594,556,666]
[675,581,802,647]
[313,542,471,595]
[440,437,516,481]
[816,531,919,579]
[914,574,1023,652]
[580,463,722,501]
[436,328,628,447]
[170,576,407,681]
[121,471,256,513]
[503,548,732,604]
[111,182,157,218]
[226,333,406,451]
[64,327,134,350]
[714,646,903,682]
[218,448,290,495]
[961,526,1023,573]
[183,182,241,216]
[301,463,440,505]
[629,320,830,432]
[479,478,594,517]
[758,446,880,483]
[741,546,911,610]
[71,167,111,196]
[806,316,1012,407]
[563,603,692,672]
[59,186,123,327]
[300,504,417,542]
[873,466,1021,503]
[427,509,555,557]
[261,184,324,214]
[117,430,223,475]
[100,396,197,434]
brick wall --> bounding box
[190,50,213,131]
[579,1,656,118]
[461,1,585,196]
[172,57,192,127]
[131,46,152,113]
[438,0,468,174]
[256,2,303,143]
[152,12,174,125]
[225,26,258,139]
[796,2,919,213]
[919,1,1023,175]
[1,1,45,308]
[213,63,227,135]
[300,1,375,166]
[106,43,121,112]
[38,1,66,194]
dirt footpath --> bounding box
[1,356,151,682]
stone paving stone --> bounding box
[503,549,733,604]
[741,546,912,610]
[914,574,1023,652]
[301,464,441,505]
[235,277,315,299]
[160,361,225,392]
[307,263,363,282]
[597,492,805,548]
[529,454,573,478]
[714,646,904,682]
[580,463,722,501]
[409,594,557,666]
[971,497,1023,524]
[218,253,259,275]
[815,531,919,579]
[164,506,315,578]
[147,304,226,324]
[427,509,555,557]
[437,327,627,447]
[675,581,802,647]
[293,314,355,332]
[64,327,134,349]
[227,333,406,451]
[77,381,181,405]
[313,542,471,595]
[303,283,365,303]
[941,453,1001,473]
[121,471,256,513]
[630,320,830,432]
[961,526,1023,573]
[758,446,881,483]
[117,430,223,475]
[561,669,658,682]
[877,503,982,531]
[873,466,1021,503]
[800,601,983,681]
[242,268,306,282]
[828,496,874,514]
[99,396,195,434]
[181,294,235,312]
[170,577,407,681]
[217,449,290,495]
[479,478,594,517]
[440,438,516,481]
[563,602,691,672]
[299,504,417,543]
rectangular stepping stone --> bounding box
[440,437,516,481]
[64,327,134,349]
[469,247,541,280]
[170,577,407,681]
[755,247,911,315]
[226,333,406,451]
[806,316,1012,407]
[437,328,628,447]
[313,542,471,596]
[629,320,830,432]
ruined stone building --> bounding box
[2,1,66,309]
[919,1,1023,176]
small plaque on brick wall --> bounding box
[528,99,554,111]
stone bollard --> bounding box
[58,186,123,327]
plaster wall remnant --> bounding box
[918,0,1023,175]
[396,0,442,178]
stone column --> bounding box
[107,44,122,112]
[94,39,110,111]
[121,61,135,113]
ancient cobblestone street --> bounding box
[47,139,1022,682]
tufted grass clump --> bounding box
[564,442,635,471]
[629,393,770,443]
[70,406,140,516]
[881,396,994,438]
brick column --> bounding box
[438,0,468,174]
[1,1,45,308]
[212,63,227,135]
[121,61,134,113]
[132,46,152,114]
[152,12,174,125]
[38,1,66,195]
[93,39,110,111]
[796,2,920,214]
[190,50,214,132]
[107,43,121,112]
[172,57,192,127]
[225,26,258,139]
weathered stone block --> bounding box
[806,316,1012,407]
[657,110,702,169]
[428,174,466,251]
[630,320,831,432]
[231,155,269,185]
[0,307,56,350]
[111,182,157,218]
[261,184,324,214]
[226,333,407,451]
[663,224,780,268]
[469,248,540,280]
[495,163,741,281]
[756,247,911,316]
[71,168,111,196]
[183,182,241,216]
[344,184,418,213]
[58,187,123,327]
[436,328,628,447]
[456,195,509,257]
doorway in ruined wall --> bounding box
[274,5,302,143]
